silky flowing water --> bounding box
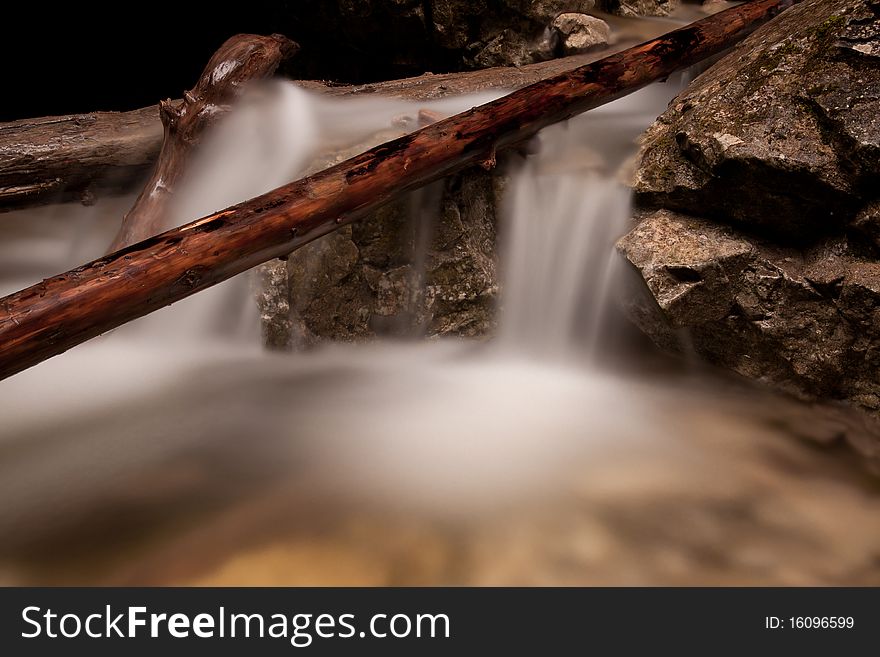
[1,69,880,585]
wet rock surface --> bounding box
[258,165,501,348]
[619,0,880,457]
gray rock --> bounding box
[618,209,880,464]
[256,259,294,350]
[552,13,612,55]
[430,0,599,50]
[853,200,880,251]
[258,166,501,348]
[617,210,754,330]
[632,0,879,241]
[619,0,880,459]
[457,1,601,67]
[470,27,556,68]
[602,0,680,17]
[511,0,600,22]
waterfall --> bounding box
[500,170,630,356]
[3,69,871,588]
[498,83,688,357]
[0,77,699,525]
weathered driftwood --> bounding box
[0,0,796,380]
[109,33,298,250]
[0,38,655,214]
[0,106,162,210]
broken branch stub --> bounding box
[108,33,299,251]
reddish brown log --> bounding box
[108,33,298,250]
[0,0,795,380]
[0,37,664,214]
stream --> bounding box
[1,53,879,586]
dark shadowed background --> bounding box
[1,4,289,121]
[0,1,462,121]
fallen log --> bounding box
[0,107,162,211]
[0,37,657,214]
[109,33,298,250]
[0,0,796,380]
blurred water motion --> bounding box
[1,74,879,587]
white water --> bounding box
[0,79,704,522]
[4,72,879,587]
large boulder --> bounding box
[632,0,879,240]
[618,0,880,456]
[619,210,880,402]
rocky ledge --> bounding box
[618,0,880,459]
[283,0,702,79]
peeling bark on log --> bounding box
[0,0,797,380]
[0,39,652,215]
[109,33,298,250]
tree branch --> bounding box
[109,33,298,250]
